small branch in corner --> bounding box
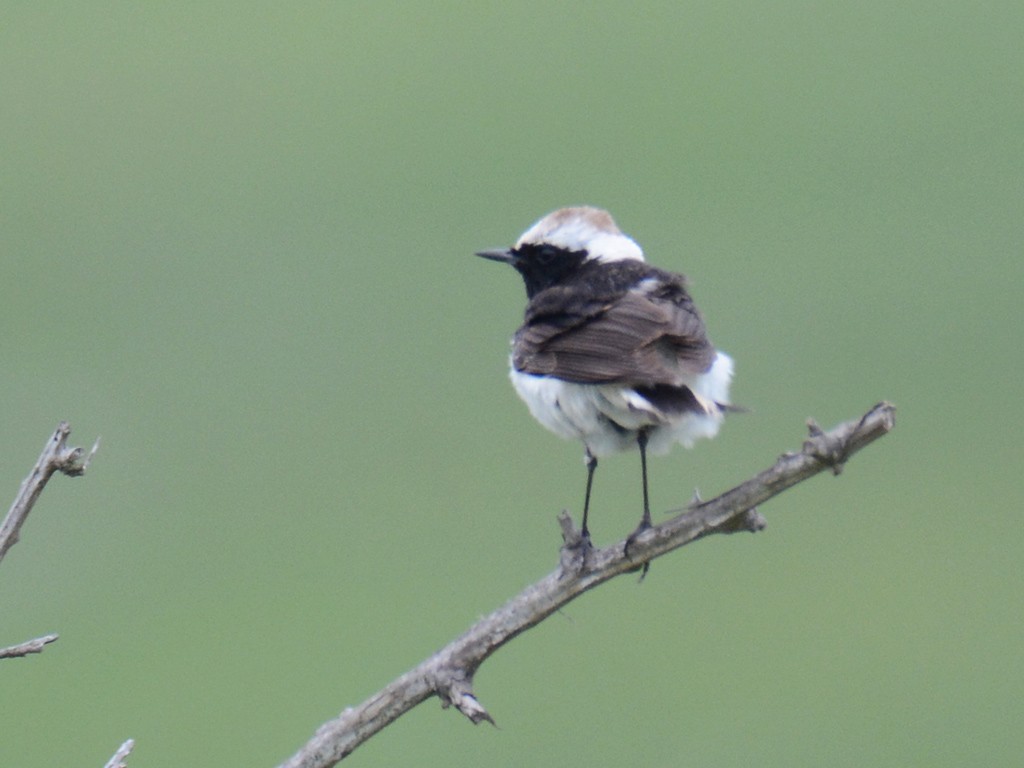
[103,739,135,768]
[0,633,59,659]
[0,422,99,565]
[1,422,98,662]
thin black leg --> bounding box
[581,449,597,540]
[638,429,652,530]
[626,429,652,579]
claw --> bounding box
[624,521,652,581]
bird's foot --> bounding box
[557,511,593,575]
[624,521,652,581]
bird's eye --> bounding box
[534,245,559,264]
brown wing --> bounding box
[513,286,715,386]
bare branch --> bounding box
[0,633,59,659]
[2,423,97,661]
[103,739,135,768]
[277,402,895,768]
[0,422,99,565]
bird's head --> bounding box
[476,206,644,297]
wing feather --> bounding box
[513,278,715,387]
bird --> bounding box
[476,206,734,554]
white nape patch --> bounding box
[516,206,645,264]
[509,349,734,459]
[583,231,644,264]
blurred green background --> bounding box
[2,2,1021,766]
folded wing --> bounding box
[513,278,716,395]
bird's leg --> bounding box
[580,448,597,542]
[637,428,652,530]
[625,429,652,577]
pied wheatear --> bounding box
[477,206,734,552]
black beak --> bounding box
[475,248,517,264]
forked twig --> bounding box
[0,421,98,564]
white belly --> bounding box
[510,352,733,458]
